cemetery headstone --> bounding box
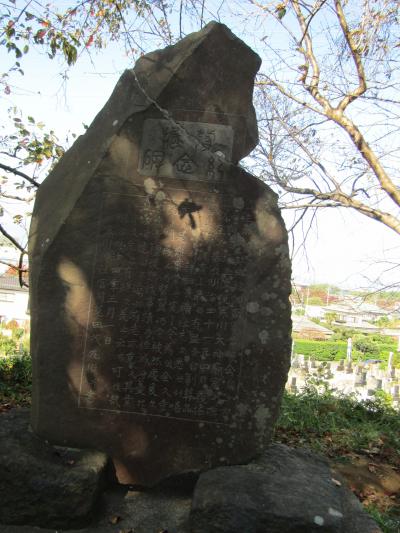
[354,372,363,387]
[289,376,297,393]
[387,351,394,376]
[28,22,292,486]
[346,337,352,362]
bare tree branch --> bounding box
[0,162,39,188]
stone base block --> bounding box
[191,444,382,533]
[0,409,109,529]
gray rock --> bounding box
[29,21,291,486]
[190,444,382,533]
[0,483,192,533]
[0,409,108,529]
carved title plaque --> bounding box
[138,119,234,181]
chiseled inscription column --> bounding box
[79,183,250,425]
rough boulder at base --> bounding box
[28,22,292,486]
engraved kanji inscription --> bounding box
[79,190,250,424]
[138,120,234,181]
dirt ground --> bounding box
[332,453,400,517]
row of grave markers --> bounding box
[288,354,400,408]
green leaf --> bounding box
[276,7,286,19]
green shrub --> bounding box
[293,340,350,361]
[0,353,32,386]
[353,336,380,357]
[331,328,358,340]
[0,334,18,357]
[12,327,25,340]
[293,338,399,365]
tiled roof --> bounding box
[0,275,28,292]
[292,315,333,334]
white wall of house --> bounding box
[0,289,29,324]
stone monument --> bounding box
[29,22,292,486]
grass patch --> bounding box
[365,507,400,533]
[275,388,400,459]
[275,388,400,533]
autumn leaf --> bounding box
[35,29,46,40]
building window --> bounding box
[0,291,15,302]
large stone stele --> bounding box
[28,21,292,486]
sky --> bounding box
[1,2,399,291]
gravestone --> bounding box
[289,376,297,393]
[29,22,291,486]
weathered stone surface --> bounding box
[190,444,382,533]
[0,484,192,533]
[0,408,108,529]
[29,22,292,486]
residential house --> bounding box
[0,274,29,326]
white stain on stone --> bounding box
[143,177,157,195]
[314,516,324,526]
[258,330,269,344]
[260,307,272,317]
[246,301,260,313]
[236,403,248,417]
[254,405,270,435]
[155,190,166,202]
[233,197,244,210]
[328,508,343,518]
[112,119,119,126]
